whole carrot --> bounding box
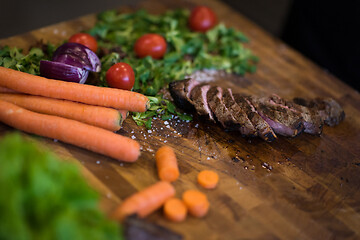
[112,181,175,221]
[0,67,149,112]
[0,93,123,131]
[0,100,140,162]
[155,146,180,182]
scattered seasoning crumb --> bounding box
[207,157,210,160]
[96,161,100,164]
[164,140,167,143]
[164,121,169,125]
[119,163,124,167]
[148,130,152,133]
[166,125,170,129]
[239,187,243,190]
[131,135,136,139]
[195,123,199,128]
[106,193,112,198]
[53,29,59,34]
[53,139,58,142]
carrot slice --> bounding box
[182,190,210,218]
[197,170,219,189]
[0,100,140,162]
[113,181,175,221]
[0,66,149,112]
[163,198,187,222]
[155,146,179,182]
[0,86,16,93]
[0,93,123,131]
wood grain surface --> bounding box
[1,0,360,239]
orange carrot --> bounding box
[0,93,123,131]
[163,198,187,222]
[182,190,210,218]
[197,170,219,189]
[0,67,149,112]
[0,86,16,93]
[112,181,175,221]
[155,146,179,182]
[0,100,140,162]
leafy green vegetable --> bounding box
[90,9,258,127]
[0,133,123,240]
[0,44,53,75]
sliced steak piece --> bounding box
[221,89,257,136]
[169,78,199,112]
[207,86,240,130]
[189,84,215,122]
[233,94,277,142]
[249,96,304,137]
[293,97,345,126]
[269,94,323,135]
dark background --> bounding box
[0,0,358,90]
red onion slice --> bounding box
[52,42,101,72]
[40,60,89,84]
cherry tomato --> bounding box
[134,34,167,59]
[189,6,217,32]
[106,63,135,90]
[69,33,98,53]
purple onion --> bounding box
[52,42,101,72]
[40,60,89,84]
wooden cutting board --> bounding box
[1,0,360,239]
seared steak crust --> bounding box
[190,84,215,122]
[233,94,276,141]
[269,95,323,135]
[222,90,257,136]
[168,79,345,142]
[207,86,240,130]
[293,97,345,127]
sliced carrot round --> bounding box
[182,190,209,218]
[197,170,219,189]
[163,198,187,222]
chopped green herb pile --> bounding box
[90,9,258,127]
[0,44,54,75]
[0,133,123,240]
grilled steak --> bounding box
[293,97,345,126]
[190,84,215,122]
[233,94,277,142]
[269,94,323,135]
[207,86,240,130]
[168,79,345,142]
[169,78,197,112]
[222,89,258,136]
[249,96,304,137]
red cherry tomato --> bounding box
[106,63,135,90]
[69,33,98,53]
[134,34,167,59]
[189,6,217,32]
